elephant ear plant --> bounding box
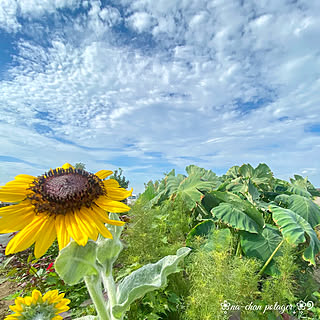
[55,212,190,320]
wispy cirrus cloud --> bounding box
[0,0,319,193]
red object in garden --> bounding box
[46,262,54,272]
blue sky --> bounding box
[0,0,320,194]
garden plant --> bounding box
[1,162,320,319]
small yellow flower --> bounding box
[5,289,70,320]
[0,163,132,258]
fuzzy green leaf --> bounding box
[112,247,191,317]
[96,213,124,269]
[269,205,320,265]
[55,240,99,285]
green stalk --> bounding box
[102,267,118,320]
[235,239,242,257]
[197,203,210,217]
[259,239,284,276]
[84,275,110,320]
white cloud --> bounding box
[126,12,156,33]
[0,0,320,193]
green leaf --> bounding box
[74,317,98,320]
[112,247,191,317]
[203,228,231,252]
[287,185,312,198]
[241,224,282,275]
[226,165,240,179]
[269,205,320,265]
[186,220,215,246]
[288,175,312,198]
[275,194,320,228]
[212,203,262,233]
[239,163,255,179]
[239,163,273,186]
[185,165,218,181]
[247,179,261,201]
[210,191,265,230]
[55,240,99,285]
[166,173,217,211]
[96,213,124,272]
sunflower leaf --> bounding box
[112,247,191,318]
[55,240,99,285]
[97,213,124,270]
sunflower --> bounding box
[5,289,70,320]
[0,163,132,258]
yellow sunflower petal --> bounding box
[2,180,30,189]
[4,315,19,320]
[0,191,26,202]
[0,208,35,233]
[14,174,36,183]
[9,304,23,313]
[54,299,70,309]
[43,290,58,303]
[94,218,113,239]
[65,212,88,246]
[77,209,98,241]
[23,296,33,306]
[91,205,125,226]
[61,163,74,169]
[95,197,131,213]
[14,297,25,309]
[0,201,31,216]
[54,305,70,313]
[34,216,57,258]
[103,179,120,188]
[52,316,63,320]
[55,215,70,251]
[74,210,96,241]
[31,290,43,304]
[106,187,132,200]
[5,215,46,255]
[95,170,113,180]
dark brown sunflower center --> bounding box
[44,174,89,200]
[27,168,105,216]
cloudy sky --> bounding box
[0,0,319,194]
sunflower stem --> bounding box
[84,275,110,320]
[102,267,118,319]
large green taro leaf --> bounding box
[226,165,240,179]
[209,191,264,230]
[212,203,262,233]
[239,163,273,186]
[241,224,282,275]
[269,205,320,265]
[275,194,320,228]
[166,173,217,211]
[112,247,191,318]
[55,240,99,285]
[186,220,215,246]
[288,175,312,198]
[185,164,219,181]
